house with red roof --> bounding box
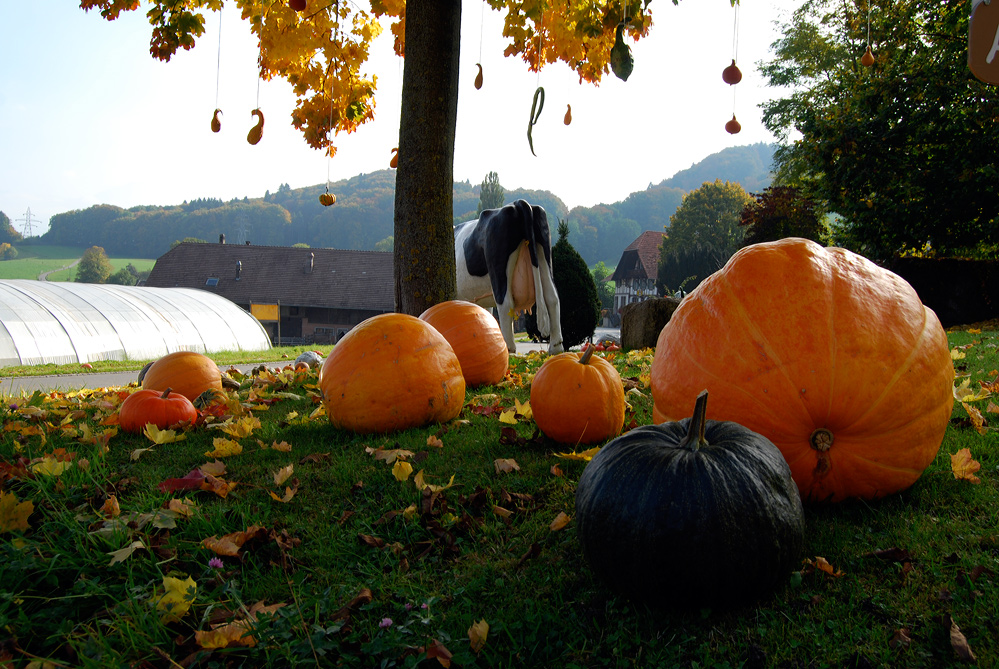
[609,230,667,315]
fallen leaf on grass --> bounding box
[143,423,185,444]
[358,533,386,549]
[108,539,145,566]
[156,575,196,623]
[101,495,120,519]
[499,409,518,424]
[494,458,520,474]
[427,435,444,448]
[331,588,373,622]
[0,490,33,533]
[468,619,489,653]
[168,498,196,517]
[273,464,294,486]
[946,615,977,662]
[549,511,571,532]
[195,601,286,649]
[366,446,415,464]
[951,448,981,484]
[31,456,71,476]
[217,415,261,438]
[205,437,243,458]
[414,470,455,493]
[550,464,564,477]
[804,556,844,577]
[202,525,268,557]
[889,628,912,650]
[299,452,332,464]
[258,439,293,452]
[393,460,414,481]
[269,482,299,504]
[425,639,453,667]
[960,402,988,435]
[200,460,227,476]
[514,397,532,420]
[555,447,601,461]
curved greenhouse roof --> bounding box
[0,280,271,367]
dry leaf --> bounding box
[549,511,571,532]
[427,435,444,448]
[889,628,912,650]
[961,402,988,435]
[107,539,145,566]
[271,440,293,452]
[218,415,261,438]
[948,616,977,662]
[425,639,453,667]
[492,505,512,519]
[168,498,196,518]
[205,437,243,458]
[143,423,185,444]
[101,495,121,519]
[365,446,415,464]
[555,447,601,461]
[156,575,196,623]
[951,348,966,360]
[393,460,414,481]
[414,470,455,493]
[0,490,33,533]
[200,460,227,477]
[269,483,298,504]
[550,464,564,477]
[494,458,520,474]
[468,619,489,653]
[514,397,532,420]
[202,525,267,556]
[806,556,844,577]
[951,448,981,484]
[273,464,294,486]
[498,409,518,424]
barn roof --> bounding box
[145,242,394,311]
[610,231,667,282]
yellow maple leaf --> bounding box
[269,484,298,504]
[498,408,518,424]
[168,498,196,518]
[494,458,520,474]
[954,377,991,402]
[951,348,966,360]
[219,415,261,438]
[200,460,227,477]
[143,423,186,445]
[365,446,415,463]
[107,539,145,566]
[0,490,33,533]
[31,456,70,477]
[156,575,197,623]
[514,397,532,420]
[414,470,455,493]
[555,447,601,461]
[427,434,444,448]
[951,448,981,484]
[468,619,489,653]
[271,440,293,452]
[101,495,121,519]
[549,511,571,532]
[962,402,988,435]
[393,460,414,481]
[205,438,243,458]
[273,464,294,486]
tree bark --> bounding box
[393,0,461,315]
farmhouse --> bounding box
[610,230,667,313]
[145,241,394,344]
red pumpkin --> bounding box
[319,313,466,433]
[650,238,954,502]
[531,346,625,444]
[419,300,509,387]
[142,351,223,402]
[119,387,198,434]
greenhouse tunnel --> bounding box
[0,280,271,367]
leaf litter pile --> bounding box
[1,335,997,667]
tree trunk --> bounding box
[393,0,461,315]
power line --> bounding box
[15,207,43,238]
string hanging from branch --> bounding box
[474,0,485,89]
[321,1,340,206]
[861,2,876,67]
[724,2,741,135]
[247,42,264,145]
[210,7,223,133]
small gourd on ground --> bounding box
[650,238,954,502]
[319,313,465,433]
[575,391,805,608]
[530,345,625,444]
[142,351,223,403]
[419,300,509,388]
[119,387,198,433]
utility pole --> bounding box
[15,208,42,238]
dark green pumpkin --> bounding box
[575,391,804,608]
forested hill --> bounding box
[39,143,774,266]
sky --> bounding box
[0,0,797,237]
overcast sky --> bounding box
[0,0,797,236]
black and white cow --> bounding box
[454,199,564,354]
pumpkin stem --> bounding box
[678,390,710,452]
[810,428,834,452]
[160,388,174,399]
[579,344,596,365]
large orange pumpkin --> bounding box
[651,238,954,502]
[531,346,626,445]
[119,387,198,434]
[142,351,223,402]
[319,313,466,433]
[419,300,509,387]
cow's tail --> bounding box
[517,200,551,338]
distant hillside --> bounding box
[37,144,774,265]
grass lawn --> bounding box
[0,329,996,667]
[0,245,156,281]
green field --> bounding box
[0,244,155,281]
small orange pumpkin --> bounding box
[419,300,509,387]
[530,346,626,444]
[650,238,954,502]
[142,351,223,402]
[119,387,198,433]
[319,313,466,433]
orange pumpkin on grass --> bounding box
[419,300,509,387]
[650,238,954,502]
[319,313,465,433]
[142,351,223,402]
[119,387,198,433]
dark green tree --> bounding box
[476,172,506,217]
[527,219,601,348]
[740,186,827,247]
[760,0,999,260]
[0,243,18,261]
[0,211,23,244]
[76,246,113,284]
[591,261,615,310]
[106,263,144,286]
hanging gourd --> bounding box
[319,313,465,433]
[118,387,198,434]
[610,22,634,81]
[319,189,336,206]
[247,108,264,145]
[419,300,509,388]
[142,351,224,403]
[722,59,743,85]
[530,345,625,445]
[725,114,741,134]
[576,391,805,608]
[527,87,544,156]
[650,238,954,503]
[389,147,398,168]
[474,63,484,90]
[210,108,222,133]
[563,104,572,125]
[861,45,875,67]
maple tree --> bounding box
[79,0,663,313]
